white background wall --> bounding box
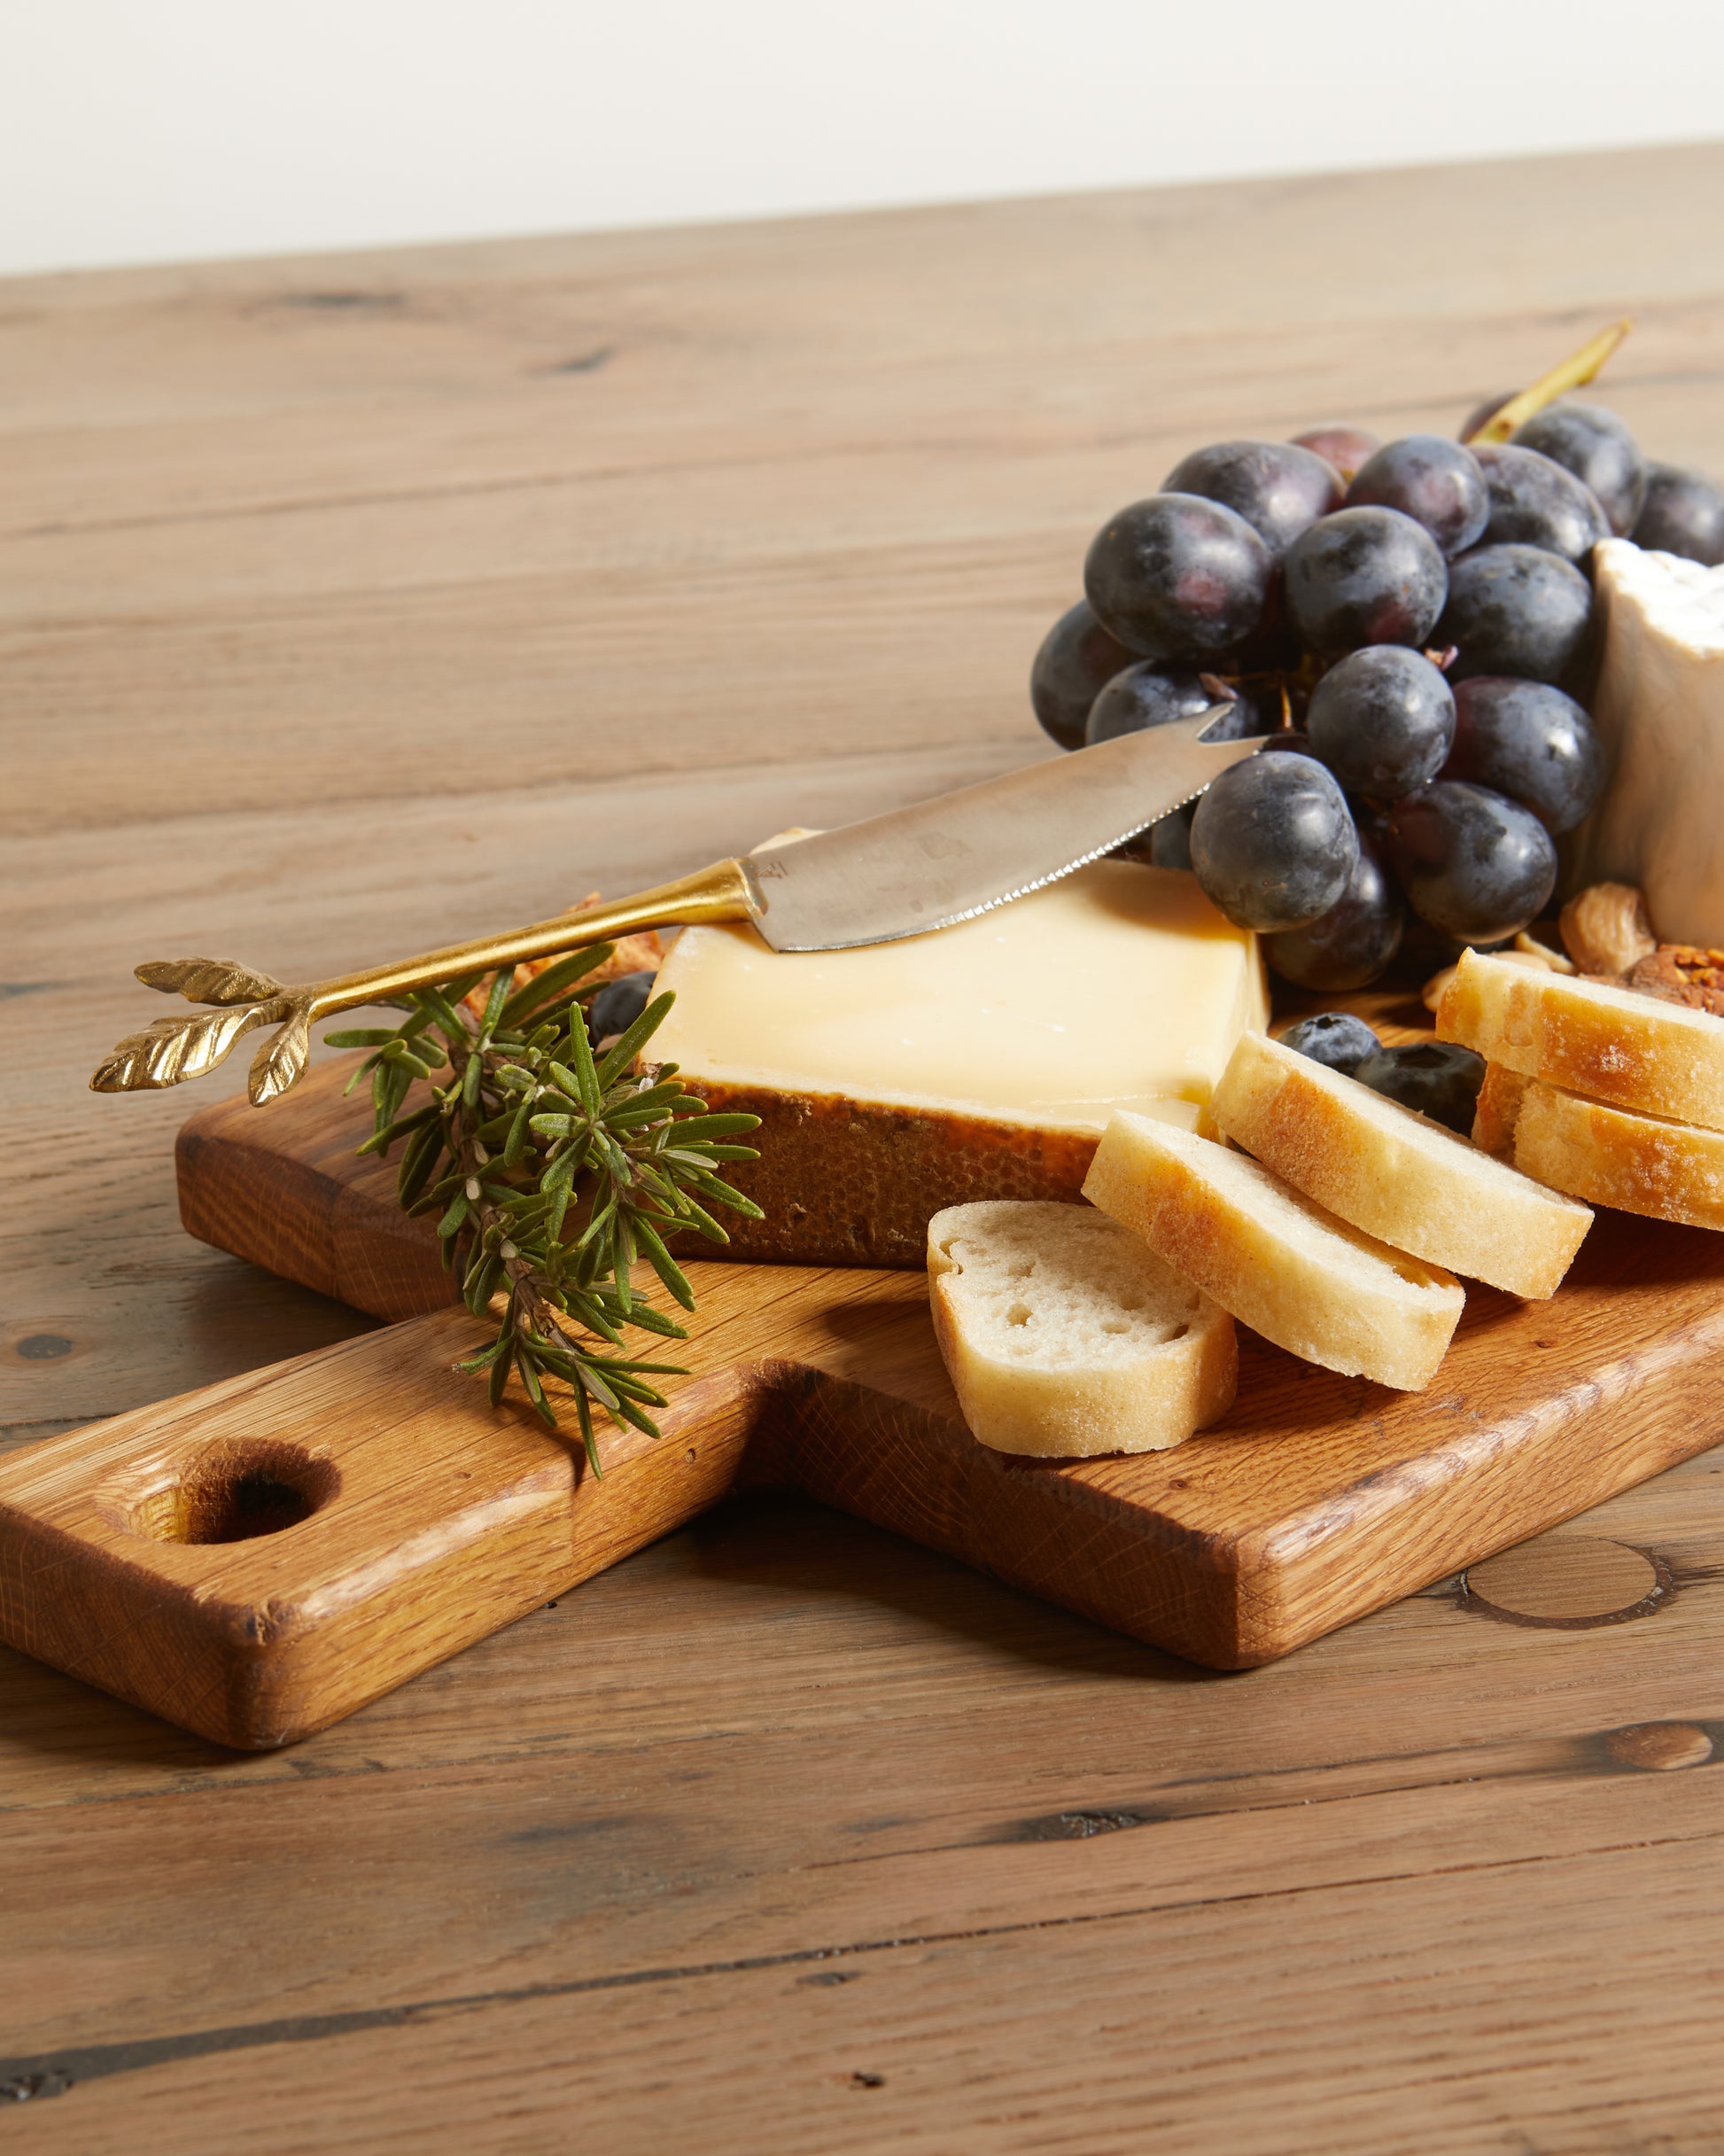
[4,0,1722,276]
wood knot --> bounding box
[1604,1723,1713,1771]
[1459,1535,1671,1629]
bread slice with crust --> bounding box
[1471,1061,1530,1158]
[1083,1112,1464,1391]
[926,1201,1237,1456]
[1437,948,1724,1131]
[1212,1031,1591,1298]
[1503,1077,1724,1232]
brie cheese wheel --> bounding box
[650,860,1266,1267]
[1571,540,1724,946]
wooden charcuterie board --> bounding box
[4,1055,1724,1748]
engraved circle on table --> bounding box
[1456,1532,1674,1630]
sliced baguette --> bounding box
[1083,1112,1464,1390]
[1471,1061,1530,1158]
[1509,1079,1724,1232]
[926,1201,1237,1456]
[1212,1031,1591,1298]
[1437,948,1724,1132]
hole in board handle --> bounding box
[118,1442,339,1545]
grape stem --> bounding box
[1463,318,1633,445]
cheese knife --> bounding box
[91,707,1265,1102]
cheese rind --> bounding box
[649,861,1266,1267]
[1570,540,1724,945]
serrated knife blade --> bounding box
[742,706,1262,951]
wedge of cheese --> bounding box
[1570,540,1724,945]
[648,859,1266,1266]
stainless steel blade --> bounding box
[742,707,1264,952]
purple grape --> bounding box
[1162,440,1342,560]
[1086,665,1244,746]
[1442,677,1606,834]
[1030,599,1138,751]
[1513,402,1645,538]
[1345,435,1489,557]
[1190,752,1358,932]
[1278,1010,1380,1073]
[1306,647,1456,799]
[1474,443,1610,563]
[1289,425,1379,483]
[1084,494,1271,657]
[1439,545,1594,686]
[1149,801,1195,870]
[1283,507,1448,655]
[1632,462,1724,566]
[1382,781,1557,943]
[1263,829,1404,991]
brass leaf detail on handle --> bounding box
[89,1000,287,1093]
[136,957,287,1006]
[247,1004,313,1105]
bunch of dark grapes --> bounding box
[1030,403,1724,989]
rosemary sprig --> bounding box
[324,942,761,1476]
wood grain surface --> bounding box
[6,144,1724,2150]
[8,1201,1724,1742]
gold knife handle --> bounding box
[304,859,755,1020]
[90,857,757,1105]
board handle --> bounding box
[89,856,758,1105]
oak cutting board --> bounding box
[4,1054,1724,1748]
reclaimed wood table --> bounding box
[5,144,1724,2152]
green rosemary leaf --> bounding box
[398,1124,445,1209]
[518,1350,556,1429]
[632,1214,695,1312]
[487,1336,515,1406]
[476,967,513,1045]
[323,1027,402,1048]
[503,1096,535,1169]
[664,1113,764,1140]
[460,1047,484,1110]
[438,1191,471,1239]
[498,943,613,1029]
[454,1336,510,1376]
[463,1254,501,1316]
[571,1384,602,1479]
[681,1169,765,1218]
[594,991,676,1088]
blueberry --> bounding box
[1473,443,1610,563]
[587,970,656,1041]
[1189,751,1359,933]
[1277,1011,1382,1075]
[1306,647,1456,800]
[1084,493,1272,658]
[1030,599,1139,751]
[1352,1041,1486,1135]
[1284,507,1448,655]
[1438,544,1594,686]
[1263,830,1404,991]
[1513,402,1646,538]
[1161,440,1343,560]
[1345,435,1489,557]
